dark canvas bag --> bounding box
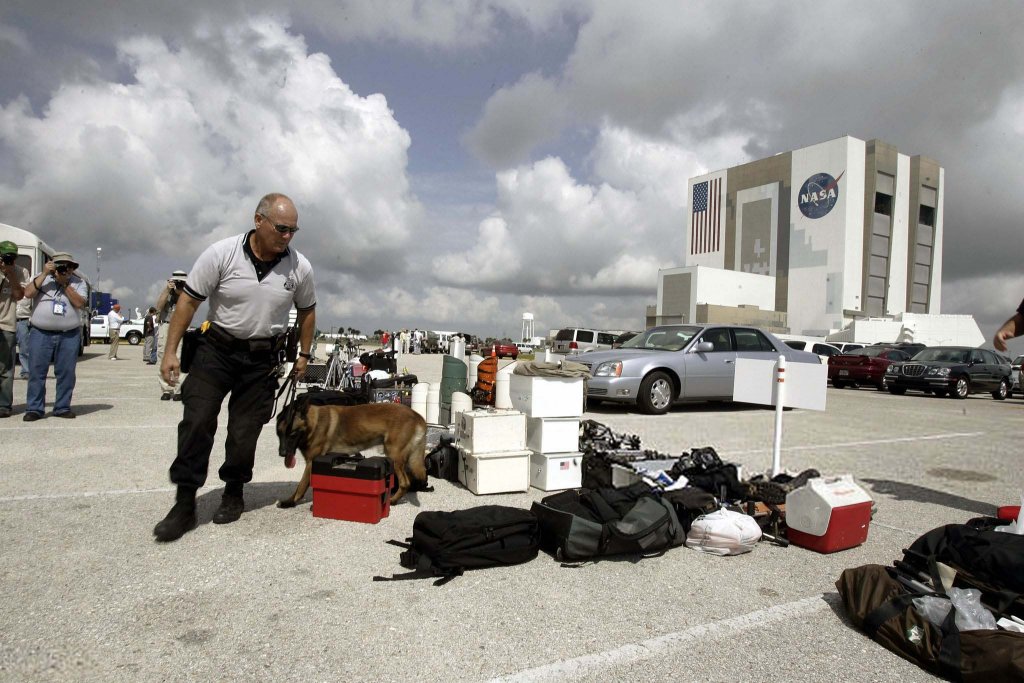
[905,518,1024,596]
[836,563,1024,681]
[531,483,685,562]
[374,506,539,585]
[425,436,460,482]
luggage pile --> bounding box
[836,514,1024,680]
[377,417,876,583]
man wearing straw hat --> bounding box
[21,251,88,421]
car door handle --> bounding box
[725,360,735,364]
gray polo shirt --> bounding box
[29,274,88,332]
[184,232,316,339]
[0,265,29,333]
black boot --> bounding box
[213,483,244,525]
[153,488,198,542]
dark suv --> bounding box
[885,346,1012,399]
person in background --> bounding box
[993,298,1024,353]
[107,303,124,360]
[142,306,158,365]
[15,297,31,379]
[21,252,88,421]
[0,240,28,418]
[155,270,188,400]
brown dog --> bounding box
[276,401,428,507]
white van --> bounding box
[552,327,617,354]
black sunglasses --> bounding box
[260,214,299,234]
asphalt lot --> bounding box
[2,343,1021,682]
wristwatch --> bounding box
[298,352,312,360]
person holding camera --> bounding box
[154,269,188,400]
[153,193,316,542]
[21,252,88,421]
[0,241,29,418]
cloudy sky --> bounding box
[1,1,1023,348]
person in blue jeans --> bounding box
[21,252,88,421]
[16,299,31,378]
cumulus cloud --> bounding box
[0,15,419,278]
[434,137,688,298]
[465,73,569,167]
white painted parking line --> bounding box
[0,485,213,503]
[0,423,176,431]
[727,431,984,456]
[871,521,921,536]
[489,594,834,683]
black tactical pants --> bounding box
[170,338,279,490]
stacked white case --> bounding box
[455,408,530,495]
[510,375,585,492]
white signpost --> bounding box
[733,356,828,475]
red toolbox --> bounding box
[310,454,395,524]
[785,475,872,553]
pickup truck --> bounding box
[90,316,146,345]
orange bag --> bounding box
[472,356,498,405]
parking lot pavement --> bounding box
[2,346,1019,682]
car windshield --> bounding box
[1014,356,1024,366]
[850,347,888,358]
[912,348,969,363]
[621,325,701,351]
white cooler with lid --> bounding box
[509,374,584,418]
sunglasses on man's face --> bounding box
[260,214,299,235]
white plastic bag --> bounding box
[948,588,997,631]
[685,508,761,556]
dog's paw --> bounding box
[276,499,297,509]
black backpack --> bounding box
[373,506,540,585]
[531,482,686,562]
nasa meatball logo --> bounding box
[798,171,844,219]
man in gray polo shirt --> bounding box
[154,192,316,542]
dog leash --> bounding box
[271,370,298,419]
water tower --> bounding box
[521,312,534,343]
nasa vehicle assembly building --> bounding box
[653,135,944,338]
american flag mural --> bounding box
[691,177,721,255]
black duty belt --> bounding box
[206,323,283,354]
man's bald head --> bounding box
[256,193,296,219]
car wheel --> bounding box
[993,378,1009,400]
[953,376,970,399]
[832,380,846,389]
[933,389,948,398]
[126,332,142,346]
[638,371,674,415]
[888,386,906,395]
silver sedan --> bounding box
[571,324,821,414]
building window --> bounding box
[874,192,893,216]
[914,264,930,285]
[919,204,935,227]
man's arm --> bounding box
[1,264,24,300]
[993,312,1024,352]
[160,293,202,386]
[293,306,316,378]
[155,281,173,313]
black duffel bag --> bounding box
[531,482,685,562]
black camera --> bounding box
[55,264,69,274]
[0,253,14,265]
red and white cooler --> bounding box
[785,475,872,553]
